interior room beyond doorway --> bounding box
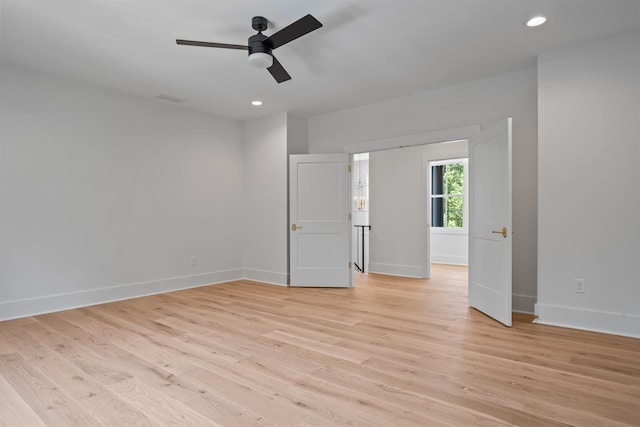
[353,139,469,279]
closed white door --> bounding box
[289,154,351,287]
[468,118,513,326]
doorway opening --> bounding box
[351,139,468,280]
[352,153,370,274]
[428,157,469,267]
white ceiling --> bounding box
[2,0,639,121]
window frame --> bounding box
[428,158,469,235]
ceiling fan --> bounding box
[176,14,322,83]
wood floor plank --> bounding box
[0,352,103,426]
[277,381,401,427]
[362,356,632,426]
[182,366,309,426]
[106,377,221,427]
[309,365,513,427]
[262,330,370,364]
[0,326,152,426]
[0,374,47,427]
[1,265,639,426]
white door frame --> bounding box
[342,125,480,154]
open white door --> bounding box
[289,154,351,287]
[468,118,512,326]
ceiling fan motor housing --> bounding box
[248,16,273,58]
[248,33,273,68]
[248,33,272,56]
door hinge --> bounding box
[348,213,352,220]
[349,262,352,269]
[348,164,351,172]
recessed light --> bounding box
[526,16,547,27]
[251,100,263,106]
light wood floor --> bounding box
[1,264,639,426]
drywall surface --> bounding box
[309,68,538,312]
[286,113,309,156]
[369,145,428,278]
[431,232,468,265]
[0,63,245,320]
[242,113,289,285]
[536,31,640,337]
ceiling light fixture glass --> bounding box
[526,16,547,27]
[248,52,273,68]
[251,100,263,106]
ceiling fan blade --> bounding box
[176,39,248,50]
[264,14,322,50]
[267,56,291,83]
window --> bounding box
[430,159,467,229]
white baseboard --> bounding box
[534,303,640,339]
[513,293,536,314]
[243,269,288,286]
[368,262,427,278]
[431,255,468,265]
[0,269,244,322]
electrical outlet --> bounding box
[574,278,586,294]
[191,256,198,267]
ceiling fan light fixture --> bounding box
[248,52,273,68]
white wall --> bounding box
[536,31,640,337]
[0,63,245,320]
[285,113,309,277]
[286,113,309,156]
[242,112,307,286]
[431,232,467,265]
[369,146,427,277]
[369,141,468,277]
[242,113,289,285]
[309,68,538,312]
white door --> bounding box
[289,154,351,287]
[468,118,513,326]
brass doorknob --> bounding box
[291,224,302,231]
[492,226,507,238]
